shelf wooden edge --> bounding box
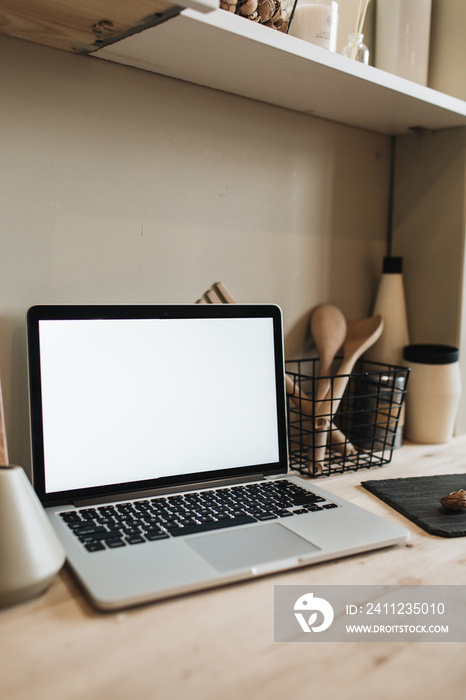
[0,0,216,54]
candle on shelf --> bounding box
[289,1,339,52]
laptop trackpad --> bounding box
[187,523,320,573]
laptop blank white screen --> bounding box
[38,316,280,494]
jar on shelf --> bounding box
[343,33,369,64]
[288,0,339,52]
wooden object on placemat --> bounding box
[440,490,466,511]
[0,378,8,465]
[362,474,466,537]
[196,282,236,304]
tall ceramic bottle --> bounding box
[366,256,410,366]
[365,256,410,448]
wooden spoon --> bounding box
[285,303,347,412]
[311,304,346,403]
[310,304,356,470]
[285,305,354,475]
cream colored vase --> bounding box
[403,345,461,444]
[375,0,432,85]
[0,465,65,607]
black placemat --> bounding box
[361,474,466,537]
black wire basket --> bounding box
[285,358,410,478]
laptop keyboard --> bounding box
[59,480,338,553]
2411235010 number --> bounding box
[365,602,445,615]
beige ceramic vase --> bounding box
[0,465,65,607]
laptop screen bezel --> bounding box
[27,303,289,506]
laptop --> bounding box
[27,303,409,610]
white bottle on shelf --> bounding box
[366,256,410,366]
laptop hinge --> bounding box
[73,473,270,507]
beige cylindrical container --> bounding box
[403,345,461,444]
[375,0,432,85]
[0,465,65,607]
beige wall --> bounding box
[0,34,390,473]
[392,128,466,348]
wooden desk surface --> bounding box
[2,438,466,700]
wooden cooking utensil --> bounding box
[196,282,236,304]
[315,315,384,429]
[311,304,346,403]
[309,304,356,471]
[284,373,314,414]
[0,378,8,465]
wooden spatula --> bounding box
[316,315,384,427]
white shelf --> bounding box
[94,9,466,136]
